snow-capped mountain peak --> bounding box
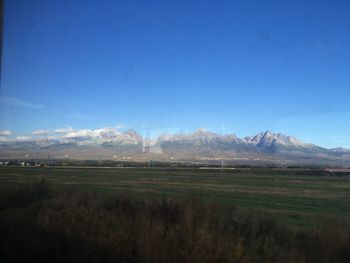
[1,127,348,165]
[245,131,311,149]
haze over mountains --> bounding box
[0,128,349,166]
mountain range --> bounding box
[1,129,349,166]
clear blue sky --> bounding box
[1,0,350,148]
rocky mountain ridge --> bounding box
[0,128,349,166]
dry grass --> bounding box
[1,181,350,263]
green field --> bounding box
[1,166,350,262]
[1,166,350,227]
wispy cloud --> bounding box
[114,123,128,130]
[53,126,74,134]
[63,127,121,140]
[0,96,45,109]
[0,122,126,143]
[32,129,49,135]
[15,136,32,141]
[0,130,11,136]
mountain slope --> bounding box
[0,129,349,165]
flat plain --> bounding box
[1,166,349,227]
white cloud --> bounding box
[0,96,44,109]
[0,136,9,142]
[47,135,60,140]
[15,136,32,141]
[114,123,128,129]
[0,130,11,136]
[96,127,121,138]
[54,126,74,133]
[32,129,49,135]
[63,129,96,139]
[63,127,121,140]
[0,125,126,144]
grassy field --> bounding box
[1,167,350,262]
[1,166,350,227]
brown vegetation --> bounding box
[0,181,350,263]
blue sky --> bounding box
[1,0,350,148]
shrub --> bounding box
[0,183,349,262]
